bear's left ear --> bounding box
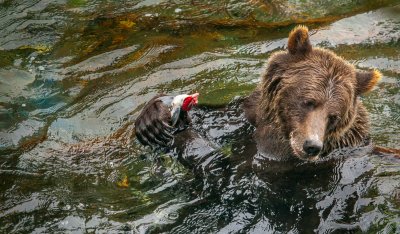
[355,69,382,95]
[288,25,312,55]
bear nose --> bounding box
[303,139,323,156]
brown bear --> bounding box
[135,25,383,161]
[243,25,381,160]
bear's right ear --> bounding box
[355,69,382,95]
[287,25,312,55]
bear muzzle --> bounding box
[303,138,323,157]
[289,113,326,161]
[290,133,323,160]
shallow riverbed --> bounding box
[1,1,399,233]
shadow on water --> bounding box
[0,1,400,233]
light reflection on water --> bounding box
[0,1,399,233]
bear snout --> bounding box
[303,139,323,156]
[289,130,324,161]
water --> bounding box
[1,1,399,233]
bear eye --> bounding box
[328,114,340,127]
[303,100,316,109]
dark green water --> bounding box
[0,1,399,233]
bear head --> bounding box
[258,25,381,161]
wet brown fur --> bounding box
[243,25,381,160]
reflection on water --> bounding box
[0,1,399,233]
